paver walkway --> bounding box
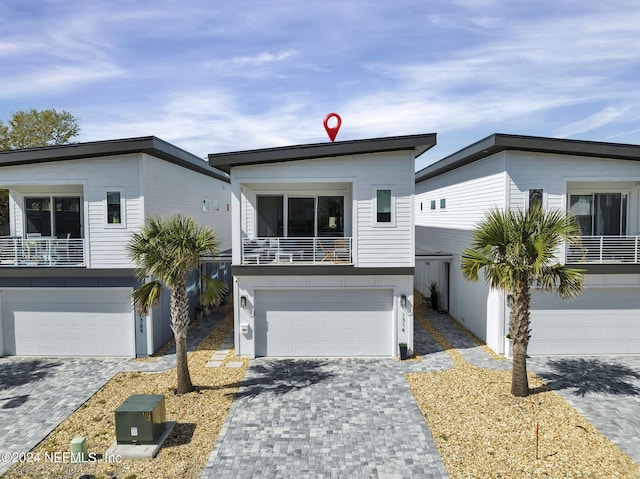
[0,312,225,476]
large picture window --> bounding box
[25,196,82,238]
[569,193,628,236]
[256,195,344,237]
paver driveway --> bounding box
[202,355,450,479]
[0,313,224,477]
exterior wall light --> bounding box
[400,295,407,309]
[240,295,247,309]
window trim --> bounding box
[104,188,126,229]
[373,186,395,227]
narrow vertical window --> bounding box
[430,200,436,210]
[376,189,392,223]
[440,199,446,209]
[529,189,543,210]
[105,189,125,227]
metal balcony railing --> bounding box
[241,237,352,265]
[565,235,639,264]
[0,237,86,267]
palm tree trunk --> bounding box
[170,281,194,394]
[510,277,532,397]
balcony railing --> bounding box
[0,237,85,267]
[566,236,639,264]
[241,237,352,265]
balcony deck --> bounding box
[566,235,639,264]
[241,237,352,265]
[0,237,85,267]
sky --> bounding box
[2,1,640,170]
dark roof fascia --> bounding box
[415,133,640,183]
[0,136,230,183]
[208,133,437,173]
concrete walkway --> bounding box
[0,312,225,477]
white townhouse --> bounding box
[0,137,231,358]
[208,134,437,358]
[415,134,640,356]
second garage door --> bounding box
[1,289,135,357]
[529,287,640,355]
[255,289,393,357]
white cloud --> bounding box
[555,106,633,138]
[231,50,297,67]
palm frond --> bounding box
[131,280,164,315]
[201,276,228,306]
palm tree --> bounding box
[128,213,227,394]
[460,205,585,397]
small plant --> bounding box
[429,281,438,296]
[399,342,407,347]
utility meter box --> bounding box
[115,394,166,445]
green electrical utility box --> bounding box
[115,394,166,445]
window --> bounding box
[376,189,392,223]
[440,198,446,209]
[256,194,345,237]
[569,193,628,236]
[25,196,82,238]
[105,189,125,227]
[317,196,344,237]
[257,196,283,237]
[528,189,543,210]
[430,200,436,210]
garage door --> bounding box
[255,289,393,357]
[1,289,135,357]
[529,287,640,355]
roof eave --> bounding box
[0,137,230,183]
[208,133,437,173]
[415,133,640,183]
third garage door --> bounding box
[254,289,393,357]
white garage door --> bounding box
[529,287,640,355]
[1,289,135,357]
[255,289,393,357]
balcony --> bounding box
[0,237,85,267]
[241,237,352,265]
[566,236,639,264]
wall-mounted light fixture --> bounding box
[400,295,407,309]
[240,295,247,309]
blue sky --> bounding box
[2,0,640,170]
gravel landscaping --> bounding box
[2,303,249,479]
[408,307,640,479]
[3,300,640,478]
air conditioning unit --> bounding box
[115,394,166,445]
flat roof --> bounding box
[208,133,437,173]
[415,133,640,183]
[0,136,230,183]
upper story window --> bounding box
[256,195,344,237]
[25,196,82,238]
[105,189,125,228]
[375,188,394,225]
[569,193,627,236]
[430,200,436,210]
[528,189,543,210]
[440,198,446,209]
[0,189,9,236]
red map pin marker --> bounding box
[323,113,341,142]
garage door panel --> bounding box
[255,289,393,357]
[2,289,134,357]
[529,288,640,355]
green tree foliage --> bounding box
[0,108,80,150]
[460,205,585,397]
[0,189,9,235]
[128,214,227,394]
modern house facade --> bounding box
[0,137,231,358]
[415,134,640,356]
[209,134,436,358]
